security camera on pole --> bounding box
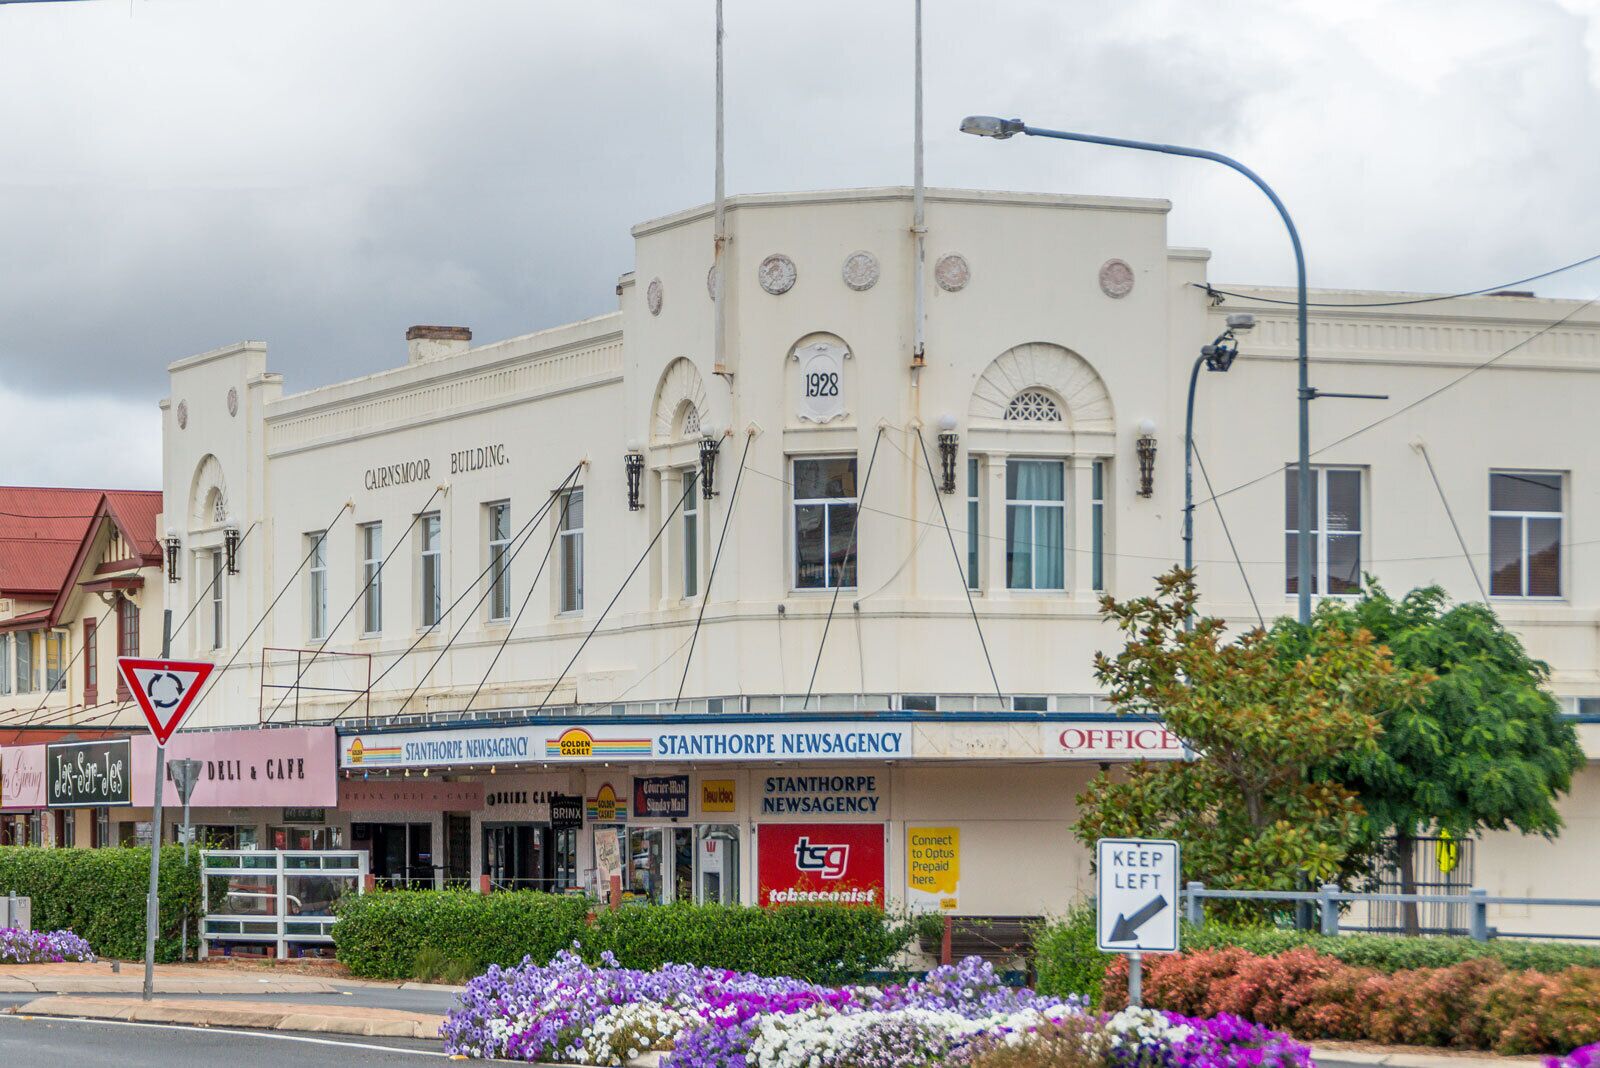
[116,618,214,1002]
[1096,838,1180,1008]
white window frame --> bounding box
[559,490,584,615]
[1489,470,1564,599]
[0,633,11,695]
[419,512,443,628]
[792,455,860,591]
[44,630,67,692]
[1005,458,1066,592]
[307,531,329,641]
[209,549,226,650]
[15,632,34,694]
[682,472,699,599]
[361,522,383,636]
[1284,466,1364,597]
[486,501,513,622]
[1091,460,1106,592]
[966,456,981,590]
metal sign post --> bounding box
[117,615,214,1002]
[1096,837,1181,1008]
[168,758,203,963]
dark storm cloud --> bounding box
[1,0,1597,485]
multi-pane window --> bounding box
[361,523,383,635]
[559,490,584,613]
[1091,460,1106,591]
[0,634,10,695]
[966,456,980,589]
[420,513,443,627]
[1284,467,1363,595]
[682,473,699,598]
[1006,459,1065,590]
[116,600,139,699]
[487,502,512,621]
[1490,471,1562,598]
[45,631,66,691]
[793,457,859,590]
[209,549,225,650]
[307,531,329,640]
[16,632,35,694]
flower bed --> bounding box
[442,950,1309,1067]
[0,927,95,965]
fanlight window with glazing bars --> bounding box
[1004,390,1063,423]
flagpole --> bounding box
[910,0,926,369]
[712,0,729,378]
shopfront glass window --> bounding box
[696,826,740,905]
[627,828,664,903]
[553,827,578,890]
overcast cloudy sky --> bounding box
[2,0,1598,488]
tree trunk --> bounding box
[1396,832,1421,936]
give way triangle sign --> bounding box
[117,657,216,746]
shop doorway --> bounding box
[444,814,472,886]
[352,822,434,887]
[483,823,547,890]
[696,825,740,905]
[617,827,704,904]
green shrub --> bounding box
[1184,922,1600,974]
[583,902,913,986]
[0,846,201,962]
[1032,906,1113,1006]
[332,891,913,985]
[332,889,589,980]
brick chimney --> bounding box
[406,325,472,364]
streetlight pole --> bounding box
[1184,315,1254,579]
[961,117,1313,624]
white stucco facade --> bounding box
[157,186,1600,933]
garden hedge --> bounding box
[0,846,201,962]
[332,890,913,984]
[1101,946,1600,1054]
[1030,908,1600,1006]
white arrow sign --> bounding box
[1096,837,1180,954]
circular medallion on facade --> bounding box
[706,265,721,300]
[758,254,797,295]
[226,387,238,417]
[646,277,664,316]
[176,400,188,429]
[934,253,970,292]
[1099,258,1135,299]
[841,250,879,292]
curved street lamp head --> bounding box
[960,115,1025,139]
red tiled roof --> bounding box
[0,487,105,597]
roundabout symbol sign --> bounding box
[116,657,215,746]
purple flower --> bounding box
[0,927,94,965]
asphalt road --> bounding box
[0,1013,447,1065]
[0,983,464,1014]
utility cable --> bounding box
[1195,251,1600,307]
[803,428,886,711]
[457,466,583,716]
[170,522,259,636]
[534,470,699,714]
[1194,292,1600,511]
[186,499,352,722]
[331,463,581,723]
[915,429,1004,702]
[263,488,440,723]
[673,432,752,711]
[13,597,117,728]
[1415,441,1487,601]
[1192,441,1265,629]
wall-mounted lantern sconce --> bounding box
[223,517,241,575]
[699,424,721,499]
[936,413,959,494]
[164,528,181,582]
[1136,419,1158,498]
[624,441,645,511]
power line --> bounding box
[1415,441,1487,601]
[1194,291,1600,511]
[1197,250,1600,308]
[1192,441,1264,629]
[803,428,886,711]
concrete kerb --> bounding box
[8,995,446,1040]
[1312,1049,1544,1068]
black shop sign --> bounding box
[550,794,584,829]
[47,739,131,808]
[632,775,690,819]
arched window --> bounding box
[677,401,701,438]
[1004,390,1063,423]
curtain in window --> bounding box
[1006,461,1064,590]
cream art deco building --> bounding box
[158,186,1599,933]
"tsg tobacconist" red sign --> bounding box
[756,823,885,907]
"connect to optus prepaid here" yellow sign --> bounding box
[907,826,960,911]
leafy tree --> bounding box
[1277,583,1585,931]
[1073,569,1426,906]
